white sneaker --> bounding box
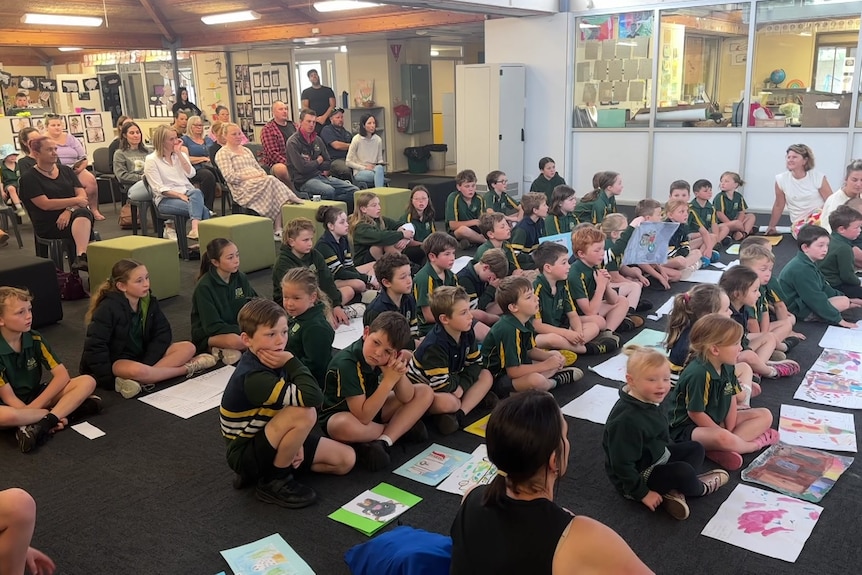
[361,290,379,304]
[343,303,366,319]
[213,347,242,365]
[185,353,218,377]
[115,377,142,399]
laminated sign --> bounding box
[622,221,679,265]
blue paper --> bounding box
[220,533,314,575]
[621,221,680,266]
[393,443,472,486]
[539,232,573,256]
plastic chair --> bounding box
[0,204,23,248]
[34,232,71,270]
[93,147,121,213]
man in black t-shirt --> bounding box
[300,69,336,135]
[320,108,353,180]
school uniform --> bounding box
[316,231,370,283]
[728,303,752,349]
[272,245,342,307]
[534,273,576,328]
[510,216,545,256]
[457,264,495,311]
[352,218,404,266]
[402,212,436,243]
[668,357,740,442]
[819,231,862,297]
[319,339,381,430]
[529,173,566,202]
[688,198,717,231]
[475,239,531,273]
[778,251,843,324]
[567,258,598,313]
[486,190,520,216]
[668,327,691,376]
[413,262,458,336]
[601,226,635,273]
[0,331,60,404]
[363,289,418,339]
[667,219,691,258]
[574,190,616,225]
[481,313,536,382]
[547,212,578,235]
[407,323,482,393]
[715,191,747,220]
[287,301,335,386]
[445,192,485,233]
[190,267,257,352]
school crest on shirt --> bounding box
[723,381,735,396]
[234,287,245,299]
[26,357,37,371]
[291,323,301,334]
[308,263,317,273]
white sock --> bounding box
[378,434,393,447]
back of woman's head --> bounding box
[665,284,724,350]
[689,313,743,362]
[86,258,143,322]
[198,238,235,280]
[483,390,565,506]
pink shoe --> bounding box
[754,428,780,449]
[706,450,743,471]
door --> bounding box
[498,65,526,197]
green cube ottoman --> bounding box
[282,200,347,243]
[87,236,180,299]
[198,214,275,273]
[354,187,411,221]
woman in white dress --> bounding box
[767,144,832,237]
[214,123,303,240]
[345,113,385,189]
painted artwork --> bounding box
[329,483,420,536]
[437,444,498,496]
[818,324,862,353]
[810,348,862,382]
[618,11,653,39]
[220,533,315,575]
[741,442,853,503]
[701,484,823,563]
[778,404,856,452]
[793,370,862,409]
[560,384,620,424]
[622,222,680,266]
[579,16,614,41]
[393,444,471,486]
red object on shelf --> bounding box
[394,104,411,133]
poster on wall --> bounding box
[580,16,613,41]
[618,12,653,38]
[68,115,83,135]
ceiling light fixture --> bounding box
[313,1,382,13]
[58,47,83,52]
[430,50,440,56]
[201,10,260,25]
[340,45,348,53]
[22,13,103,27]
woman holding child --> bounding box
[767,144,832,237]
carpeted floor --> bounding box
[2,207,860,575]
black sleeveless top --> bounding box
[450,485,574,575]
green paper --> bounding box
[329,482,422,536]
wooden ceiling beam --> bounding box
[278,1,318,24]
[138,0,177,42]
[0,29,164,49]
[182,10,485,48]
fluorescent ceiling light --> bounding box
[799,31,812,36]
[313,1,382,13]
[58,47,82,52]
[22,13,102,27]
[201,10,260,25]
[430,50,440,56]
[340,45,348,53]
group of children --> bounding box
[5,158,862,521]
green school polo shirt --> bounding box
[413,261,458,335]
[475,239,521,274]
[0,331,60,400]
[445,192,485,231]
[402,213,436,242]
[481,313,536,379]
[534,273,575,328]
[547,213,579,235]
[688,199,717,231]
[715,191,747,220]
[567,258,597,309]
[320,338,381,418]
[668,357,740,437]
[486,190,520,216]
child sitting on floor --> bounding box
[364,253,419,342]
[401,185,436,265]
[476,212,534,275]
[191,238,258,365]
[350,191,412,266]
[220,298,354,508]
[281,268,335,386]
[740,236,802,339]
[738,244,799,348]
[511,192,548,259]
[407,286,496,435]
[446,169,486,247]
[457,248,508,335]
[0,287,99,453]
[574,171,621,225]
[603,346,729,521]
[320,311,434,471]
[316,204,376,305]
[599,213,650,309]
[668,314,778,471]
[414,232,460,336]
[715,171,756,242]
[664,199,703,278]
[485,170,522,224]
[688,179,728,266]
[546,184,579,235]
[819,205,862,298]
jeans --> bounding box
[301,175,358,211]
[157,189,211,221]
[354,165,385,188]
[127,180,149,202]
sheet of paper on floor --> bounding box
[329,483,421,536]
[794,370,862,409]
[818,324,862,353]
[726,244,740,255]
[71,421,105,440]
[778,404,856,452]
[758,226,791,235]
[701,484,822,563]
[589,353,629,383]
[680,269,724,284]
[437,444,498,496]
[452,255,473,274]
[810,348,862,382]
[712,259,739,270]
[393,443,472,486]
[220,533,314,575]
[332,317,364,350]
[560,384,620,424]
[741,442,853,503]
[625,328,669,353]
[647,296,674,321]
[138,365,234,419]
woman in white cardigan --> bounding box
[345,113,385,189]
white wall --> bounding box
[572,131,650,198]
[485,13,571,190]
[652,131,742,200]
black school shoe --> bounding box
[16,419,52,453]
[355,440,392,471]
[401,420,429,443]
[255,474,317,509]
[68,395,103,423]
[783,336,801,352]
[433,413,463,436]
[633,299,654,313]
[721,236,734,247]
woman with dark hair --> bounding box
[346,113,385,188]
[767,143,832,237]
[44,114,104,220]
[113,121,151,202]
[107,114,132,165]
[15,127,40,176]
[210,105,248,144]
[450,390,652,575]
[172,87,202,117]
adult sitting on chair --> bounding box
[320,108,353,181]
[346,112,385,189]
[44,114,104,221]
[210,106,248,144]
[171,110,189,137]
[19,136,94,271]
[143,125,210,241]
[113,121,151,203]
[107,114,132,166]
[286,108,358,210]
[259,100,296,189]
[181,115,217,212]
[216,123,304,241]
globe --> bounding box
[770,69,786,85]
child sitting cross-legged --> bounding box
[220,298,354,509]
[669,314,778,471]
[485,170,522,224]
[0,287,100,453]
[320,311,434,471]
[819,205,862,299]
[510,192,548,260]
[363,253,419,344]
[481,276,582,396]
[779,224,862,328]
[531,242,618,357]
[688,179,729,266]
[457,248,509,335]
[715,171,756,242]
[574,171,622,225]
[280,268,335,387]
[663,199,703,279]
[598,213,651,310]
[315,204,377,306]
[546,184,579,235]
[414,232,460,337]
[407,286,496,435]
[401,185,436,265]
[350,191,413,267]
[738,244,799,350]
[634,199,685,287]
[476,212,535,276]
[603,346,729,521]
[446,169,486,248]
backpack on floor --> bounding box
[57,269,88,300]
[118,203,141,230]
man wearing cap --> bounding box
[0,144,27,221]
[301,69,336,135]
[319,108,353,181]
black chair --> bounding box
[140,176,191,261]
[93,147,121,213]
[0,204,23,248]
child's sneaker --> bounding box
[212,347,242,366]
[361,289,379,304]
[558,350,578,367]
[783,336,801,351]
[698,469,730,496]
[255,474,317,509]
[433,413,462,435]
[618,315,645,333]
[16,421,51,453]
[115,377,142,399]
[402,419,429,443]
[634,299,654,313]
[710,250,721,263]
[343,303,366,319]
[69,395,103,422]
[584,336,620,355]
[721,236,733,247]
[185,353,218,377]
[700,256,711,268]
[662,490,690,520]
[551,367,583,386]
[480,391,500,411]
[754,428,780,449]
[765,359,800,378]
[706,450,743,471]
[355,440,391,471]
[599,330,620,345]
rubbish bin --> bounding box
[427,144,448,171]
[404,146,431,174]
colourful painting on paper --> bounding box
[437,444,498,496]
[741,442,853,503]
[810,348,862,382]
[701,484,823,562]
[794,370,862,409]
[779,404,856,452]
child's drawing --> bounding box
[794,370,862,409]
[778,404,856,452]
[343,490,408,523]
[741,442,853,502]
[437,444,498,496]
[810,348,862,382]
